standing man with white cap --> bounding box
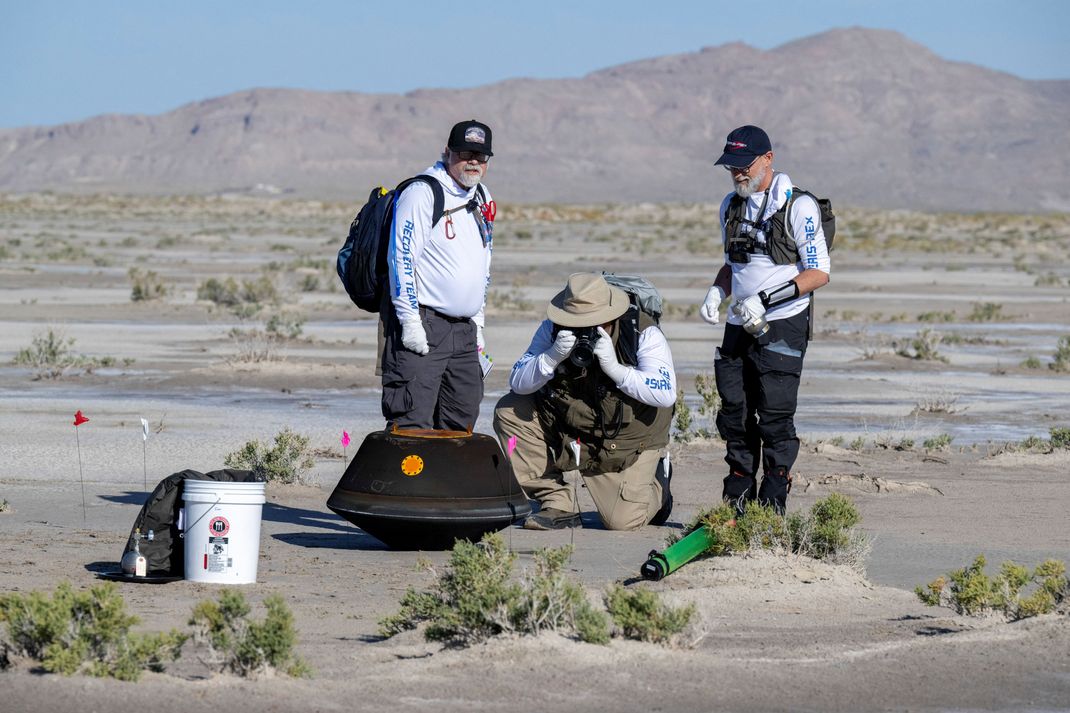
[494,273,676,531]
[382,120,496,430]
[699,125,831,515]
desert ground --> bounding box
[1,193,1069,712]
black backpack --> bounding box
[336,176,488,313]
[336,176,444,313]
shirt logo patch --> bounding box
[464,127,486,144]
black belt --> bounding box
[419,305,471,324]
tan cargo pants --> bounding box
[493,391,664,531]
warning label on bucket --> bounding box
[208,516,230,537]
[206,536,230,572]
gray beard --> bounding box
[733,167,767,199]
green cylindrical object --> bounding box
[640,526,716,581]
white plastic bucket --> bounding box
[182,479,266,584]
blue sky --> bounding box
[2,0,1067,128]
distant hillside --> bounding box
[1,27,1068,212]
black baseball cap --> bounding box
[714,125,772,168]
[447,120,493,157]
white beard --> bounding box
[733,166,767,199]
[455,168,483,189]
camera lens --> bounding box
[568,328,599,367]
[570,343,594,367]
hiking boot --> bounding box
[523,507,581,530]
[648,459,673,526]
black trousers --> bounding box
[715,309,809,508]
[380,305,483,430]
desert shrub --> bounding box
[240,275,279,304]
[694,372,720,417]
[923,433,954,451]
[265,312,305,340]
[912,390,962,414]
[197,276,279,310]
[1051,427,1070,450]
[378,534,609,646]
[0,582,185,681]
[0,499,9,513]
[128,267,168,302]
[299,274,320,292]
[967,302,1004,322]
[686,494,866,568]
[226,327,282,363]
[847,436,865,452]
[189,590,310,678]
[672,389,694,443]
[223,428,315,484]
[1021,355,1042,369]
[1051,336,1070,373]
[895,328,947,362]
[917,311,955,323]
[12,328,119,379]
[512,545,610,644]
[915,555,1068,621]
[604,585,694,644]
[197,277,242,306]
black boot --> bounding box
[649,459,673,526]
[758,467,792,516]
[722,471,757,518]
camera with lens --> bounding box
[552,325,601,368]
[569,326,601,368]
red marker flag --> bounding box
[341,431,351,448]
[73,410,89,426]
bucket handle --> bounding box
[178,495,222,539]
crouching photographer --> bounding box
[493,273,677,531]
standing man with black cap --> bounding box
[382,120,496,430]
[698,125,830,515]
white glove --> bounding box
[593,327,628,384]
[734,295,767,325]
[545,329,576,366]
[699,285,726,325]
[400,317,429,355]
[476,325,485,352]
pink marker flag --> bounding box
[507,435,517,458]
[341,431,351,448]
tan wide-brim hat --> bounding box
[546,273,630,328]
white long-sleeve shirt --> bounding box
[719,171,831,324]
[387,162,492,327]
[509,319,677,408]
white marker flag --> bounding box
[140,418,149,442]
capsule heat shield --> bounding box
[326,429,531,550]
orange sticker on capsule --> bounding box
[400,455,424,476]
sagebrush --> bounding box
[0,582,185,681]
[676,493,868,570]
[915,555,1068,620]
[378,534,609,646]
[224,428,315,484]
[189,590,310,678]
